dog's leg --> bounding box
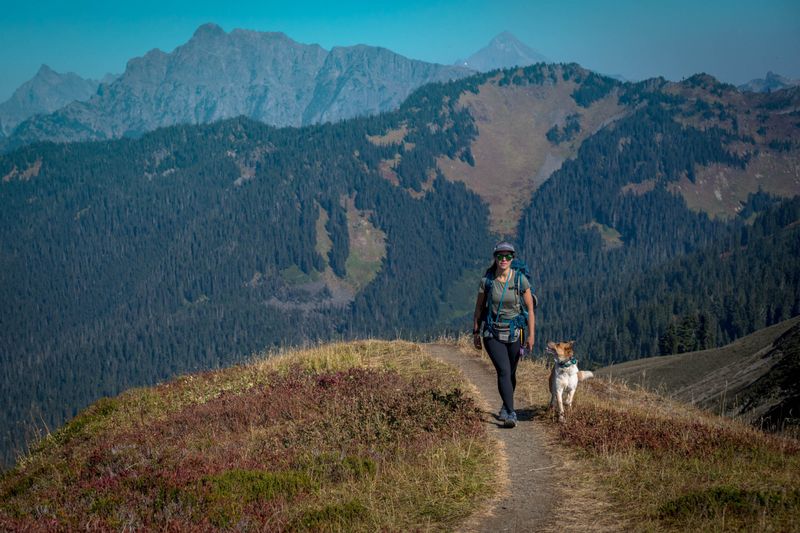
[556,385,565,422]
[565,386,576,411]
[548,369,556,413]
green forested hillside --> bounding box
[515,88,800,364]
[0,80,494,465]
[1,64,798,466]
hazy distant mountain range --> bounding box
[0,27,555,150]
[0,65,106,138]
[739,71,800,93]
[4,26,800,151]
[454,31,548,72]
[0,23,472,150]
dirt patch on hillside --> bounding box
[437,78,626,235]
[621,179,657,196]
[671,150,800,219]
[272,197,386,310]
[2,158,42,182]
[342,195,386,291]
[366,123,408,146]
[665,81,800,219]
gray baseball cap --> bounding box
[493,241,516,255]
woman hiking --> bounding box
[472,241,536,428]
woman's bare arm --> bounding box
[522,290,535,349]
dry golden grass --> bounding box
[8,335,796,531]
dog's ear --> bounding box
[547,341,556,350]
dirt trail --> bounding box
[424,344,556,532]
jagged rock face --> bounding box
[456,31,548,72]
[304,45,469,125]
[104,26,328,132]
[5,24,471,148]
[739,71,800,93]
[0,65,99,136]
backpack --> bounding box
[482,258,535,343]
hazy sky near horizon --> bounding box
[1,0,798,101]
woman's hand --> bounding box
[524,337,534,352]
[473,333,482,350]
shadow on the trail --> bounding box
[518,405,551,422]
[481,404,553,427]
[480,410,512,428]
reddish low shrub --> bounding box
[558,403,783,457]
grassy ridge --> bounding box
[495,339,800,532]
[597,316,800,435]
[0,341,499,531]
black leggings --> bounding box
[483,336,521,413]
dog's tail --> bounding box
[577,370,594,381]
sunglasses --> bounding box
[495,254,514,261]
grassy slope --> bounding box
[670,84,800,219]
[596,316,800,428]
[454,336,800,532]
[0,341,499,531]
[436,68,626,236]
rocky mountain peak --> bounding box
[0,65,99,137]
[35,64,57,77]
[457,31,548,72]
[739,71,800,93]
[192,22,225,38]
[488,31,526,49]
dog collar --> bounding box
[556,357,578,368]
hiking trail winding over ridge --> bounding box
[425,344,557,532]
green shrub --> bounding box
[299,499,368,530]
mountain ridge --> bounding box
[2,23,471,150]
[0,65,101,137]
[2,338,797,531]
[597,316,800,434]
[739,71,800,93]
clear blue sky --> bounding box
[1,0,798,101]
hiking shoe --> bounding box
[503,411,517,428]
[497,406,509,421]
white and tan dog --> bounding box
[547,341,593,422]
